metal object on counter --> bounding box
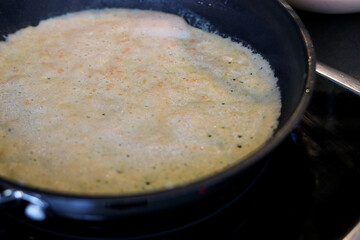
[343,221,360,240]
[316,62,360,96]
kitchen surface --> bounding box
[0,3,360,240]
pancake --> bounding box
[0,9,281,194]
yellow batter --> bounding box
[0,9,281,195]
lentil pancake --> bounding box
[0,9,281,194]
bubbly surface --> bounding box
[0,9,281,195]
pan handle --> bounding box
[316,62,360,96]
[0,189,48,221]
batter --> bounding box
[0,9,281,194]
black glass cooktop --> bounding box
[1,7,360,240]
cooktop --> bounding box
[1,7,360,240]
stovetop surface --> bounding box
[1,7,360,240]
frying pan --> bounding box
[0,0,343,238]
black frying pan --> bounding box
[0,0,315,238]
